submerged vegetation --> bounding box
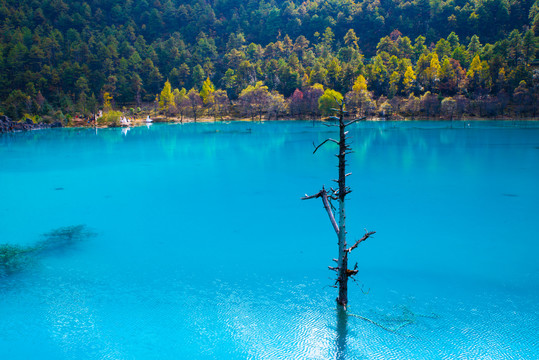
[0,244,33,276]
[0,225,95,277]
[0,0,538,122]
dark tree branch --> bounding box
[346,231,376,253]
[313,138,339,154]
[344,117,366,127]
[322,122,339,127]
[301,190,323,200]
[302,187,339,235]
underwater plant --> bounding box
[36,224,96,253]
[0,244,34,276]
[0,225,95,277]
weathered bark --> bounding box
[303,100,374,310]
[336,106,348,307]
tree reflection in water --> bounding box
[335,306,349,360]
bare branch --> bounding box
[322,122,339,127]
[346,231,376,253]
[344,117,366,127]
[328,266,339,271]
[301,190,323,200]
[320,190,339,235]
[301,188,339,235]
[328,199,336,212]
[331,96,345,108]
[313,138,339,154]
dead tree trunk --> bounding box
[303,99,375,310]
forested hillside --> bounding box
[1,0,538,121]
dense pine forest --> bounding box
[1,0,539,123]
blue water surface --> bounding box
[0,121,538,359]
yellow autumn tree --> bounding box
[103,92,113,112]
[159,80,174,117]
[318,88,343,116]
[352,75,367,92]
[200,77,216,119]
[200,77,215,105]
[403,66,416,94]
[466,55,484,92]
[426,53,441,86]
[347,75,373,117]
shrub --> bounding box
[98,110,123,127]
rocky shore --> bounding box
[0,115,63,133]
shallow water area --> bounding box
[1,121,538,359]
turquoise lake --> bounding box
[1,121,538,359]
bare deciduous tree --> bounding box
[303,99,375,310]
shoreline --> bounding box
[3,115,539,134]
[87,115,539,125]
[96,115,539,127]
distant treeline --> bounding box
[1,0,538,121]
